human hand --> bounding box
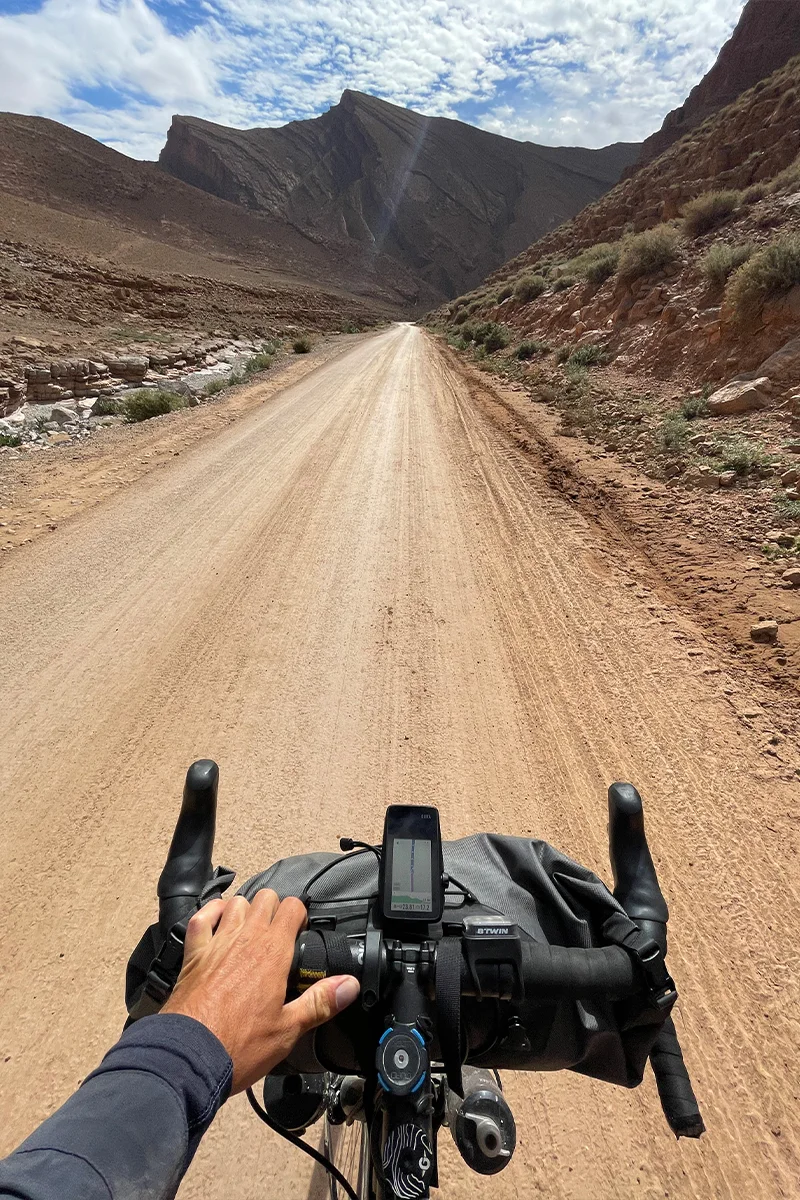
[161,890,360,1093]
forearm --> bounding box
[0,1014,232,1200]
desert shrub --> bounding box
[453,309,469,325]
[244,351,274,375]
[92,396,123,417]
[122,389,185,422]
[726,235,800,316]
[566,344,609,369]
[553,276,577,293]
[514,274,547,303]
[0,432,21,447]
[775,493,800,519]
[472,321,510,349]
[742,183,767,205]
[339,319,360,333]
[766,156,800,194]
[563,243,621,285]
[459,323,476,343]
[682,190,741,238]
[718,436,774,476]
[497,284,514,302]
[618,225,681,282]
[702,242,754,287]
[655,413,690,455]
[583,252,619,284]
[227,370,244,386]
[481,323,510,352]
[565,362,588,385]
[293,336,312,353]
[555,346,572,364]
[515,339,549,360]
[204,378,228,396]
[680,395,709,419]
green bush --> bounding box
[765,156,800,194]
[726,235,800,317]
[0,432,21,447]
[702,242,754,287]
[718,436,774,476]
[453,309,469,325]
[514,339,549,360]
[775,493,800,519]
[459,324,476,344]
[339,320,360,333]
[92,396,123,417]
[204,378,228,397]
[553,276,576,293]
[514,274,547,303]
[555,346,572,364]
[497,284,514,302]
[472,321,509,351]
[682,191,741,238]
[563,243,621,285]
[122,389,185,422]
[655,413,691,455]
[244,351,274,375]
[565,362,588,385]
[742,183,767,205]
[566,344,609,369]
[293,336,312,353]
[618,225,681,282]
[680,395,709,419]
[583,252,619,284]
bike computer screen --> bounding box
[380,805,444,923]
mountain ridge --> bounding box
[159,90,640,299]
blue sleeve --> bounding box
[0,1014,233,1200]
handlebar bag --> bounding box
[240,834,673,1089]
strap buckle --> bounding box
[633,938,677,1011]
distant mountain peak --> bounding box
[160,100,639,301]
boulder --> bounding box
[782,568,800,588]
[49,402,78,425]
[750,620,779,644]
[706,377,771,415]
[756,337,800,383]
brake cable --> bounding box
[246,1087,359,1200]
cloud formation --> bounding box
[0,0,747,158]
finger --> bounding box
[270,895,308,940]
[183,899,226,958]
[248,888,281,926]
[282,975,360,1038]
[217,894,250,933]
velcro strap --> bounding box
[435,937,463,1097]
[319,930,354,978]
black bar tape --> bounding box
[649,1016,705,1138]
[481,942,638,1001]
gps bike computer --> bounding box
[379,804,445,923]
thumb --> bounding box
[283,975,360,1037]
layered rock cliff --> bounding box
[638,0,800,166]
[160,91,639,300]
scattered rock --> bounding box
[765,529,796,547]
[706,377,771,416]
[756,337,800,383]
[782,568,800,588]
[750,620,779,644]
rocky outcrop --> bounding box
[638,1,800,166]
[160,92,640,299]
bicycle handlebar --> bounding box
[149,764,704,1140]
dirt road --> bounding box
[1,323,798,1199]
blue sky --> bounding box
[0,0,747,159]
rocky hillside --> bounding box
[638,0,800,166]
[442,52,800,387]
[0,112,424,308]
[430,55,800,595]
[160,91,639,301]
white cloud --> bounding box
[0,0,748,157]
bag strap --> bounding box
[435,937,463,1096]
[602,911,677,1013]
